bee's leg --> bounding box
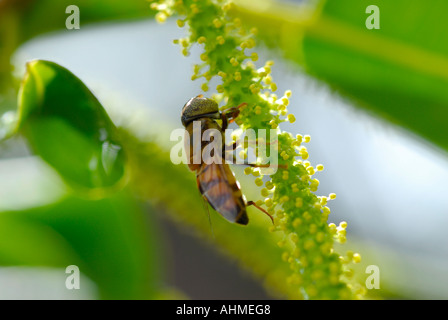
[239,162,288,169]
[246,200,274,224]
[222,141,238,164]
[220,109,239,130]
[239,138,279,146]
[222,141,238,153]
[221,102,247,130]
[225,102,247,120]
[221,112,229,131]
[228,154,288,169]
[229,141,238,150]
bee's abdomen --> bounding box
[197,163,249,225]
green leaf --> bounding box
[16,60,126,190]
[0,0,153,90]
[0,214,76,266]
[0,191,163,299]
[232,0,448,152]
[16,0,154,43]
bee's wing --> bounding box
[197,162,248,225]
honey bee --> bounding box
[181,95,273,225]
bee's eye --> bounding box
[181,97,219,126]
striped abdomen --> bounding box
[197,162,248,225]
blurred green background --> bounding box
[1,0,448,299]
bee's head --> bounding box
[181,95,221,127]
